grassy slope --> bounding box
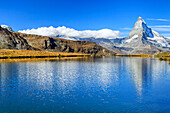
[13,32,116,56]
[0,49,90,59]
[154,52,170,61]
[115,54,152,57]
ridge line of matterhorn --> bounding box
[110,17,170,54]
[123,17,170,48]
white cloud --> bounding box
[150,25,170,28]
[150,25,170,31]
[162,33,170,38]
[120,27,132,30]
[152,28,170,31]
[147,18,170,21]
[19,26,121,39]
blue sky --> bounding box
[1,0,170,37]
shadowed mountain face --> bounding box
[0,26,115,56]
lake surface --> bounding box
[0,57,170,113]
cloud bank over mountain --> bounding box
[19,26,121,39]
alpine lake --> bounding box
[0,57,169,113]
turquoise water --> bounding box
[0,57,170,113]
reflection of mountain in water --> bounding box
[0,57,169,97]
[125,58,152,96]
[0,64,18,90]
[125,57,167,96]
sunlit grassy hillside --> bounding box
[0,49,90,59]
[154,52,170,61]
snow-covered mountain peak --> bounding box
[125,17,170,47]
[137,17,146,23]
[0,25,13,31]
[129,17,153,37]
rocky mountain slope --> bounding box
[15,32,115,56]
[0,26,115,56]
[0,26,35,50]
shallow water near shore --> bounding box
[0,57,170,112]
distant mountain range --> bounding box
[1,17,170,55]
[0,26,115,56]
[44,17,170,54]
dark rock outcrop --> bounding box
[0,26,36,50]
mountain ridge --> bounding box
[1,17,170,55]
[0,26,115,56]
[57,17,170,54]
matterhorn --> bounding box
[124,17,169,47]
[107,17,170,54]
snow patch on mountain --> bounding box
[0,25,13,31]
[125,35,138,43]
[147,30,170,47]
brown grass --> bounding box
[115,54,152,57]
[0,49,90,59]
[154,52,170,62]
[0,57,90,63]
